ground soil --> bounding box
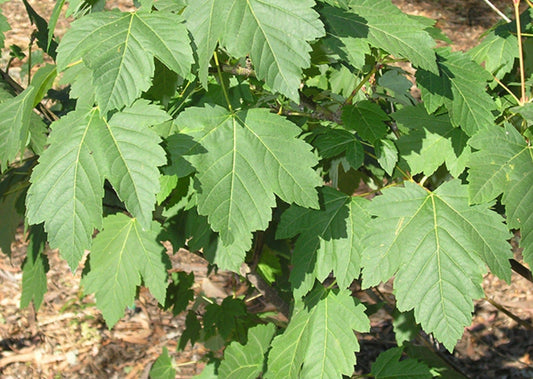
[1,1,532,378]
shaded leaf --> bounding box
[20,224,49,311]
[342,100,389,144]
[277,186,370,297]
[371,347,432,379]
[468,124,533,267]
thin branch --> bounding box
[484,297,533,330]
[482,0,512,22]
[510,258,533,283]
[240,262,290,319]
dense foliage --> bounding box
[1,0,532,377]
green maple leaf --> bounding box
[27,101,169,269]
[362,180,511,350]
[0,9,10,49]
[183,0,227,87]
[26,107,106,269]
[416,48,496,136]
[218,324,276,379]
[173,105,320,270]
[82,213,170,327]
[394,104,471,177]
[468,22,518,80]
[266,288,369,379]
[371,347,431,379]
[277,186,370,297]
[56,10,193,113]
[0,87,36,170]
[20,225,49,311]
[468,124,533,267]
[311,127,364,169]
[334,0,437,73]
[342,100,389,144]
[221,0,325,102]
[149,347,176,379]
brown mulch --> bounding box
[1,0,533,378]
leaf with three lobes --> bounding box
[393,104,471,177]
[277,186,370,297]
[0,86,35,170]
[468,124,533,267]
[371,347,432,379]
[335,0,437,73]
[20,224,49,311]
[174,105,320,270]
[183,0,227,87]
[26,107,106,270]
[361,180,511,350]
[218,324,276,379]
[266,288,369,379]
[56,10,193,113]
[221,0,325,102]
[416,48,496,136]
[82,213,170,327]
[312,127,364,169]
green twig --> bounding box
[514,0,527,104]
[345,64,379,105]
[213,51,233,112]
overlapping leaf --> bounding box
[27,101,169,269]
[342,100,389,143]
[277,186,370,297]
[394,104,471,177]
[468,124,533,267]
[26,107,106,269]
[362,180,511,350]
[183,0,227,87]
[416,48,496,136]
[266,288,369,378]
[219,324,276,379]
[0,8,10,49]
[56,10,193,113]
[173,105,320,270]
[0,87,35,170]
[82,213,170,327]
[323,0,437,73]
[20,225,49,311]
[371,347,431,379]
[221,0,325,102]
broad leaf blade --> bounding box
[266,289,369,379]
[371,347,432,379]
[82,213,170,327]
[100,100,169,229]
[176,105,320,269]
[222,0,325,102]
[277,187,370,297]
[0,86,36,170]
[20,224,49,311]
[416,48,496,136]
[150,347,176,379]
[468,124,533,267]
[348,0,437,73]
[394,104,471,177]
[342,100,389,144]
[26,108,106,270]
[362,180,511,350]
[219,324,276,379]
[184,0,227,87]
[57,11,192,113]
